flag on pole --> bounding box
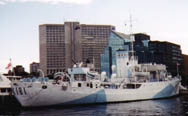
[176,62,180,66]
[5,59,12,70]
[5,63,11,69]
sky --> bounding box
[0,0,188,73]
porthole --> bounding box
[42,85,47,89]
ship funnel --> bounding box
[116,50,129,78]
[101,72,107,81]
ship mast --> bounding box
[129,15,135,74]
[129,15,137,87]
[130,15,134,61]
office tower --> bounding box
[149,41,184,76]
[101,31,183,77]
[39,22,115,76]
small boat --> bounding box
[11,49,180,107]
[0,74,12,96]
[0,74,19,106]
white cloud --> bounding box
[0,1,6,5]
[0,0,93,5]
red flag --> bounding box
[5,62,11,69]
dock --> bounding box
[180,89,188,95]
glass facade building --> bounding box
[149,41,184,76]
[132,33,150,64]
[100,31,130,77]
[101,32,183,78]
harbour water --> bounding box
[1,95,188,116]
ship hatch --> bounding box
[78,83,81,87]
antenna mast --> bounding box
[129,14,135,62]
[129,14,136,86]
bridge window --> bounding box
[126,84,141,89]
[8,88,12,92]
[0,88,6,93]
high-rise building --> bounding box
[39,22,115,76]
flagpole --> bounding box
[6,58,15,76]
[10,59,15,76]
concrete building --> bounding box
[39,22,115,76]
[30,62,40,75]
[183,54,188,76]
[12,65,27,76]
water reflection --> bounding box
[0,107,21,115]
[1,96,188,116]
[104,97,183,116]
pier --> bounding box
[180,89,188,95]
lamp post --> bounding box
[37,69,44,77]
[176,62,180,77]
[142,51,145,63]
